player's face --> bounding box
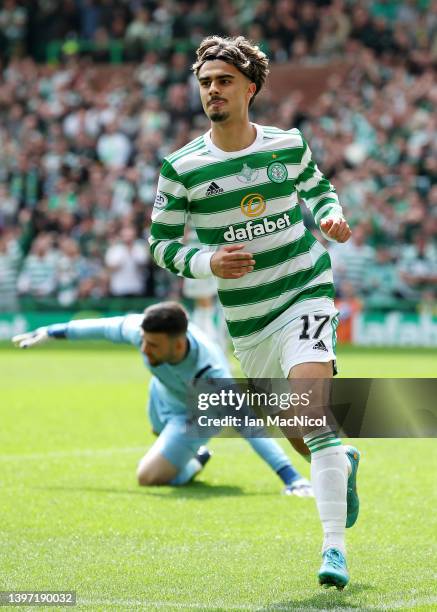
[141,331,177,366]
[197,60,255,123]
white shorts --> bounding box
[235,310,339,378]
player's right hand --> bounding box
[210,244,255,279]
[12,328,50,349]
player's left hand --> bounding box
[12,328,50,349]
[320,216,352,243]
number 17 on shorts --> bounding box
[235,309,339,378]
[281,311,339,374]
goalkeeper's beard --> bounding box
[209,111,230,122]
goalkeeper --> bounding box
[13,301,312,495]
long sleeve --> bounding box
[294,137,344,229]
[57,315,144,347]
[149,159,214,279]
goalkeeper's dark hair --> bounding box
[192,35,269,107]
[141,302,188,337]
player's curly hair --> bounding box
[192,36,270,107]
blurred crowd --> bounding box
[0,0,436,313]
[0,0,436,66]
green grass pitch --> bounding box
[1,344,436,611]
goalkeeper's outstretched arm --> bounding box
[12,315,143,349]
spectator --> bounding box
[298,1,320,50]
[96,120,132,168]
[139,96,170,137]
[56,237,85,306]
[124,7,156,60]
[17,233,57,299]
[0,230,22,311]
[398,234,437,300]
[0,0,27,59]
[329,224,376,296]
[0,183,19,225]
[135,50,168,95]
[104,226,148,297]
[364,246,404,309]
[315,0,351,58]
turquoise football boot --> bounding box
[318,548,349,590]
[344,445,360,528]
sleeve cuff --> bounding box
[188,250,214,278]
[47,323,68,339]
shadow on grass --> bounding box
[260,582,376,610]
[30,480,261,498]
[144,480,279,499]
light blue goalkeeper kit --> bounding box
[47,315,303,485]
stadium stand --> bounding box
[0,0,435,322]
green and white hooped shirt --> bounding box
[150,124,343,350]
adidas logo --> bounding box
[312,340,328,352]
[206,181,224,196]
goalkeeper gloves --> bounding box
[12,327,50,349]
[13,323,68,347]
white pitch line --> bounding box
[0,446,145,461]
